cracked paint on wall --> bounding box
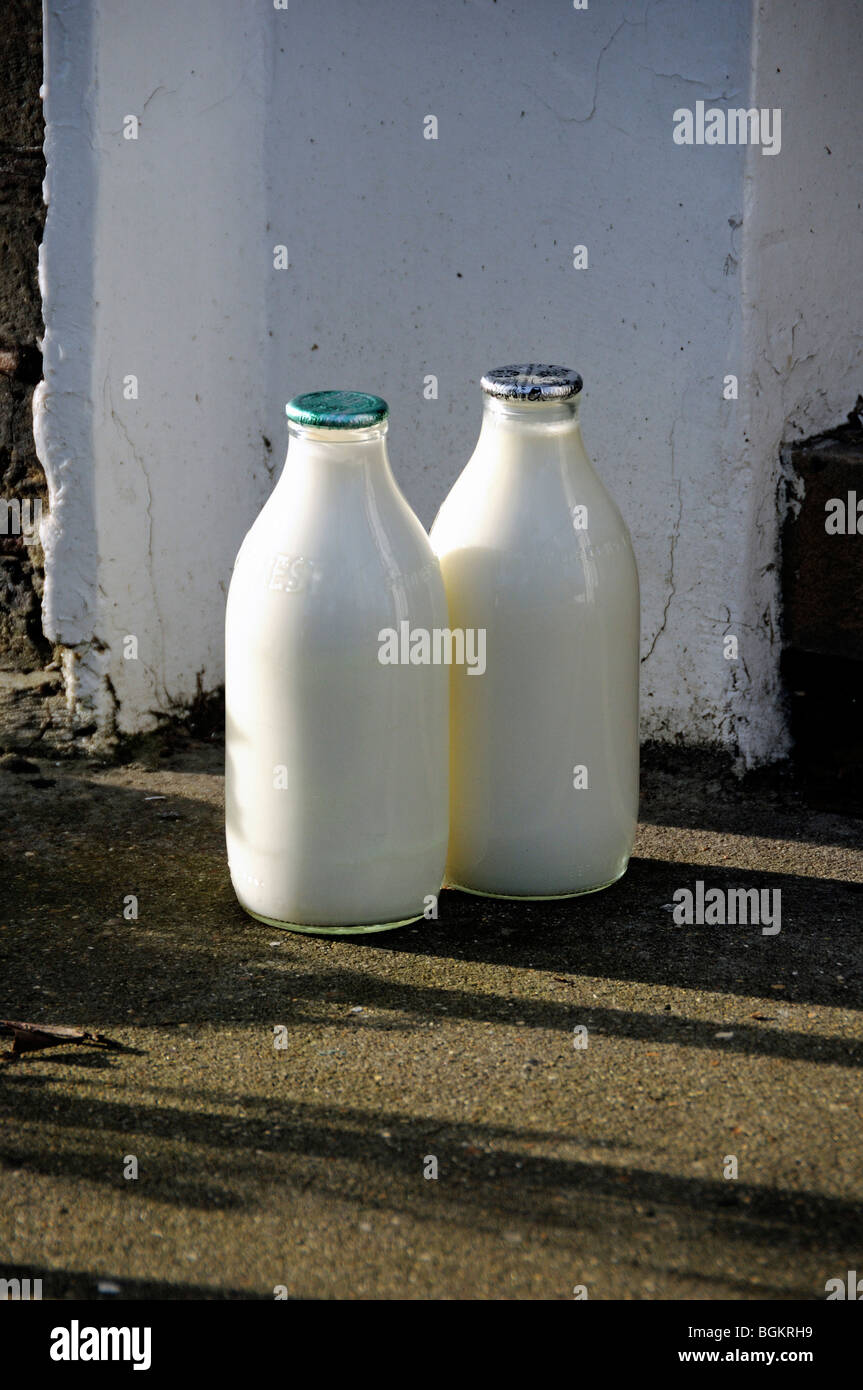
[36,0,862,762]
[37,0,271,736]
[732,0,863,766]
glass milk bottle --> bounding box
[430,365,639,899]
[225,391,449,933]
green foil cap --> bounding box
[285,390,389,430]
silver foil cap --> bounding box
[481,364,583,402]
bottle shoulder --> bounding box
[227,485,446,630]
[432,453,633,554]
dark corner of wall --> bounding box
[781,398,863,814]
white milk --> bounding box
[225,391,449,932]
[430,365,639,898]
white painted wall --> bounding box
[37,0,863,761]
[38,0,271,733]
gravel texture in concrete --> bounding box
[1,741,861,1300]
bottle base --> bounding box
[443,865,628,901]
[242,905,424,937]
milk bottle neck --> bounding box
[480,393,583,436]
[275,420,394,497]
[477,395,590,468]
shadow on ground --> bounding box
[0,742,861,1298]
